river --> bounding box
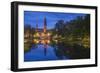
[24,43,90,62]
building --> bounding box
[33,17,51,44]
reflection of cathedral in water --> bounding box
[24,17,52,56]
[34,17,51,45]
[34,17,51,56]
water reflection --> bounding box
[24,42,90,62]
[54,42,90,59]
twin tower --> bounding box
[36,17,47,33]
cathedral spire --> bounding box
[36,18,38,32]
[36,23,38,32]
[44,17,47,33]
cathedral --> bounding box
[33,17,51,44]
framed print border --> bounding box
[11,1,98,72]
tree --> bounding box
[55,20,65,36]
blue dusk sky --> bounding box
[24,11,86,29]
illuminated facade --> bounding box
[33,17,51,44]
